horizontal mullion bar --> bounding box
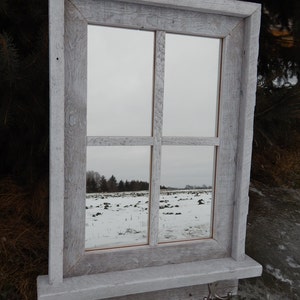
[87,137,219,146]
[162,137,219,146]
[87,136,154,146]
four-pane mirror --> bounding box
[86,25,221,250]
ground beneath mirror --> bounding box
[232,185,300,299]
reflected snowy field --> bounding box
[85,189,212,249]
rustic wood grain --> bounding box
[231,7,261,261]
[115,0,259,18]
[49,0,65,285]
[87,136,154,146]
[213,21,244,254]
[86,136,219,146]
[106,280,238,300]
[38,256,261,300]
[162,137,219,146]
[64,0,87,275]
[149,31,165,246]
[74,239,226,275]
[71,0,241,38]
[44,0,262,298]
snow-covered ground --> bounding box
[85,189,213,249]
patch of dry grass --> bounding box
[252,147,300,188]
[0,177,48,300]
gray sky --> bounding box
[87,25,220,187]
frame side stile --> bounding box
[213,20,244,254]
[64,0,88,275]
[48,0,65,285]
[231,6,261,261]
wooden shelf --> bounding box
[38,256,261,300]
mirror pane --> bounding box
[158,146,215,242]
[163,34,221,136]
[85,146,150,249]
[87,26,154,136]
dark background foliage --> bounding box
[0,1,49,299]
[248,0,300,187]
[0,0,299,299]
[0,0,49,185]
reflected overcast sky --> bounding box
[163,33,220,136]
[87,25,220,187]
[161,146,214,187]
[87,26,154,136]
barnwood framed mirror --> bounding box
[38,0,262,299]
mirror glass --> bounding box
[163,34,221,137]
[158,146,215,242]
[85,146,150,249]
[87,25,154,136]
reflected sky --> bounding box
[87,147,150,183]
[163,33,220,136]
[161,146,214,188]
[87,25,154,136]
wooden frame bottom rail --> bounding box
[37,256,261,300]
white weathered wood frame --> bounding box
[48,0,65,285]
[39,0,262,299]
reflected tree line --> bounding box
[86,171,212,193]
[86,171,149,193]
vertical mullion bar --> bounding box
[49,0,64,285]
[149,31,165,246]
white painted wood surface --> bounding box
[64,0,87,274]
[213,21,244,253]
[38,256,261,300]
[62,0,261,277]
[162,136,219,146]
[71,0,241,38]
[87,136,154,146]
[106,280,238,300]
[231,6,261,261]
[44,0,262,298]
[115,0,259,18]
[72,239,225,275]
[149,31,165,246]
[48,0,65,285]
[86,136,219,146]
